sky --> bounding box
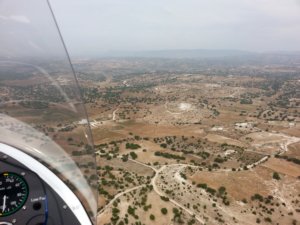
[50,0,300,56]
[1,0,300,58]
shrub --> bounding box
[126,143,141,149]
[150,214,155,220]
[218,186,226,195]
[264,217,272,223]
[130,152,138,160]
[273,172,280,180]
[154,151,185,160]
[160,196,169,201]
[197,183,207,189]
[206,187,216,195]
[251,194,264,202]
[160,143,167,148]
[161,208,168,215]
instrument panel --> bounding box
[0,147,84,225]
[0,172,29,218]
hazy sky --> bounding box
[50,0,300,56]
[1,0,300,58]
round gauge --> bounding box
[0,172,29,217]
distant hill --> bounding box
[101,49,254,58]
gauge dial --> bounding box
[0,172,29,217]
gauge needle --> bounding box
[2,195,7,213]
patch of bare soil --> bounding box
[205,133,247,147]
[261,157,300,178]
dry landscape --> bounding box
[0,55,299,225]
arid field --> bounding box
[1,57,299,225]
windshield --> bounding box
[1,1,300,225]
[0,0,97,223]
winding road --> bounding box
[112,108,119,121]
[98,184,145,215]
[98,132,299,224]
